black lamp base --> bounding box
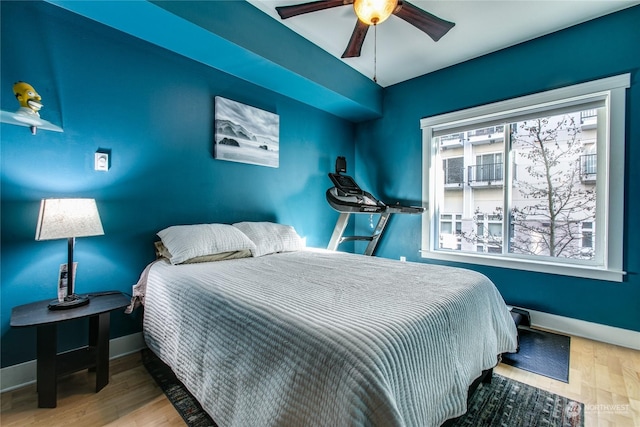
[48,294,90,310]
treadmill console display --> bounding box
[326,172,385,213]
[328,173,362,195]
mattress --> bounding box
[137,248,517,427]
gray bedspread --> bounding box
[138,249,517,427]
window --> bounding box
[442,157,464,185]
[420,75,629,281]
[475,213,503,254]
[439,213,462,249]
[581,222,594,254]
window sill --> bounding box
[420,250,625,282]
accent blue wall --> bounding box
[2,1,638,372]
[1,1,355,368]
[354,6,640,332]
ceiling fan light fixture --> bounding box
[353,0,398,25]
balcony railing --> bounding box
[580,109,597,129]
[467,125,505,146]
[440,133,464,149]
[467,125,504,137]
[580,154,597,182]
[468,163,503,185]
[581,154,597,174]
[580,109,597,123]
[441,133,464,142]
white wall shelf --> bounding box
[0,109,63,134]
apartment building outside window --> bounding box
[420,75,629,281]
[442,157,464,186]
[439,213,462,250]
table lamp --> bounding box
[35,198,104,310]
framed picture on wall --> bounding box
[214,96,279,168]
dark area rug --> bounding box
[502,327,571,382]
[142,349,583,427]
[142,349,218,427]
[451,374,583,427]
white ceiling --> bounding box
[249,0,639,87]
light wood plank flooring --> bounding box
[1,333,638,426]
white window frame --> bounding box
[420,74,629,282]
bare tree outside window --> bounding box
[452,112,597,260]
[424,74,629,281]
[509,114,596,259]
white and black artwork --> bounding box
[214,96,279,168]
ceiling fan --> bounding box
[276,0,455,59]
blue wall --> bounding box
[2,1,638,371]
[355,6,640,332]
[1,1,355,367]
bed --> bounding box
[128,222,517,427]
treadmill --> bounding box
[326,157,424,256]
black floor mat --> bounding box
[502,327,571,382]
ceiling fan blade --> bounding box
[276,0,353,20]
[341,19,369,58]
[394,1,455,42]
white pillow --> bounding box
[154,240,252,264]
[233,222,304,257]
[157,223,256,265]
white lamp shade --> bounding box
[35,198,104,240]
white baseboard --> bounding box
[513,307,640,351]
[0,332,145,393]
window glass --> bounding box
[420,75,629,281]
[436,110,596,260]
[509,113,596,259]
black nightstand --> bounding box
[10,292,130,408]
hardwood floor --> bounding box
[495,334,640,427]
[0,353,184,427]
[1,333,638,426]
